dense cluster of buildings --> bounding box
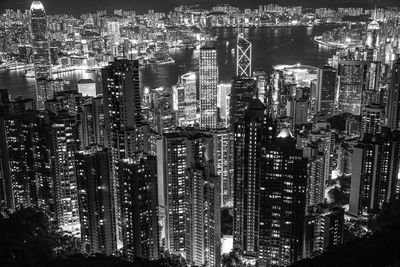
[1,1,400,266]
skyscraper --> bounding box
[233,99,271,262]
[258,129,308,266]
[362,103,384,135]
[336,60,370,115]
[157,130,221,266]
[350,129,400,215]
[118,155,160,261]
[79,96,105,149]
[173,72,198,127]
[102,59,142,159]
[30,1,51,110]
[211,129,232,207]
[237,33,252,77]
[50,111,80,235]
[76,147,116,255]
[316,66,336,117]
[366,20,380,48]
[0,112,52,211]
[387,59,400,130]
[102,59,142,246]
[199,46,218,129]
[233,95,308,266]
[229,77,257,127]
[305,206,344,257]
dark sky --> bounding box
[0,0,398,15]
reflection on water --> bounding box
[0,25,338,100]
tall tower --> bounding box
[336,60,370,115]
[316,66,336,117]
[349,129,400,215]
[199,46,218,129]
[76,147,116,255]
[118,155,160,261]
[50,112,80,235]
[102,59,143,160]
[30,1,51,109]
[102,59,142,246]
[387,59,400,130]
[236,33,252,77]
[157,129,221,266]
[259,129,308,266]
[229,77,257,127]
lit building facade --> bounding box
[199,47,218,129]
[316,66,336,117]
[350,129,400,215]
[118,155,160,261]
[76,147,117,255]
[50,112,80,235]
[30,1,51,109]
[237,33,252,77]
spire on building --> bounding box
[236,32,252,77]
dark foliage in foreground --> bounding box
[0,208,187,267]
[291,198,400,267]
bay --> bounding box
[0,25,337,100]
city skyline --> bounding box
[1,0,398,16]
[1,1,400,266]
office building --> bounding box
[173,72,198,127]
[30,1,51,109]
[199,46,218,129]
[336,60,370,115]
[229,77,257,127]
[316,66,336,117]
[237,33,252,77]
[387,59,400,130]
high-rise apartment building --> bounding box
[80,96,104,149]
[118,155,160,261]
[102,59,142,246]
[76,147,116,255]
[50,111,80,235]
[350,129,400,215]
[0,112,52,211]
[362,103,384,135]
[157,130,221,266]
[305,206,344,257]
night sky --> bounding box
[0,0,398,15]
